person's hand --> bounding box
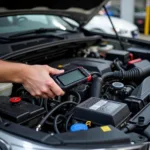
[21,65,65,98]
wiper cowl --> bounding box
[0,28,75,43]
[9,28,77,39]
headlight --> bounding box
[112,28,128,34]
[131,30,139,38]
[118,29,128,34]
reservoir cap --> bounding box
[70,123,88,132]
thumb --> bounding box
[48,66,64,75]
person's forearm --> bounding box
[0,60,27,83]
[0,60,64,98]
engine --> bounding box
[1,50,150,144]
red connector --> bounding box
[128,58,142,65]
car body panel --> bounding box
[85,15,139,38]
[62,15,139,38]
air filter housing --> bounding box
[73,97,131,127]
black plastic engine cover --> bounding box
[125,76,150,113]
[0,96,45,123]
[73,97,131,127]
[130,103,150,127]
[105,49,130,64]
[56,125,130,145]
[50,58,113,75]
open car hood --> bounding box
[0,0,109,26]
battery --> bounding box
[0,96,45,123]
[73,97,131,127]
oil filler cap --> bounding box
[10,97,21,104]
[70,123,88,132]
[112,82,124,90]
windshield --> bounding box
[0,14,74,35]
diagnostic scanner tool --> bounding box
[52,67,92,90]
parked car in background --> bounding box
[85,15,139,38]
[100,6,146,32]
[64,15,139,38]
[134,11,146,33]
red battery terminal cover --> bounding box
[10,97,21,104]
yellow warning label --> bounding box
[58,65,63,68]
[101,126,111,132]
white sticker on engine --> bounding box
[89,100,108,110]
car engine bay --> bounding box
[1,37,150,146]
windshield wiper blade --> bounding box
[0,32,65,44]
[9,28,76,38]
[0,37,12,43]
[0,34,64,44]
[0,28,77,43]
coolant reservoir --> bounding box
[98,43,114,53]
[0,83,13,96]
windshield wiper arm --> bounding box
[0,34,64,44]
[0,29,66,43]
[0,28,77,43]
[9,28,76,38]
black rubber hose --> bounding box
[45,117,63,126]
[90,72,114,98]
[92,66,150,98]
[102,68,141,81]
[102,72,114,81]
[95,68,141,98]
[65,113,74,132]
[91,72,102,77]
[36,101,77,131]
[40,98,44,107]
[44,99,49,112]
[0,116,3,123]
[44,91,80,126]
[114,59,124,71]
[113,68,141,80]
[121,124,136,133]
[54,114,66,134]
[90,77,103,98]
